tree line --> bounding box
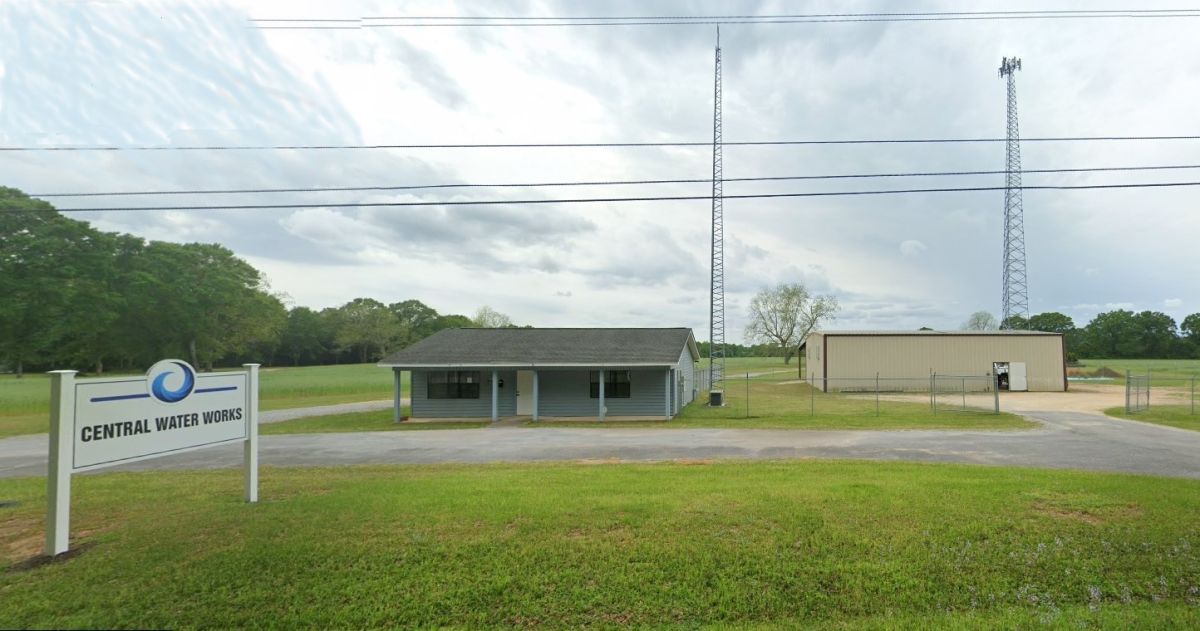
[0,188,516,376]
[965,310,1200,361]
[4,187,1196,375]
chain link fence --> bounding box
[1125,370,1197,415]
[693,367,1001,417]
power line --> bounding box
[255,9,1200,22]
[29,164,1200,198]
[359,16,1200,28]
[22,181,1200,213]
[8,135,1200,152]
[364,9,1200,20]
[251,9,1200,28]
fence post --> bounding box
[810,372,815,416]
[745,372,750,419]
[961,376,966,410]
[992,372,999,414]
[932,372,937,415]
[875,372,880,417]
[1125,370,1131,413]
[1146,369,1151,410]
[1192,374,1196,415]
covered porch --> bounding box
[388,366,686,423]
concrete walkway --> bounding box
[1,411,1198,479]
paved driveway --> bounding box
[1,411,1198,479]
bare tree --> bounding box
[745,283,839,364]
[472,305,513,328]
[963,311,999,331]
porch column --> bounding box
[532,370,540,422]
[393,368,403,423]
[599,369,606,421]
[491,370,499,422]
[664,368,671,419]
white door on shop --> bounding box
[516,370,534,415]
[1009,362,1028,391]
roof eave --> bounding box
[377,362,680,369]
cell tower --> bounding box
[708,29,726,403]
[999,56,1029,328]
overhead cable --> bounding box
[20,181,1200,213]
[29,164,1200,198]
[8,135,1200,152]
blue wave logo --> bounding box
[148,360,196,403]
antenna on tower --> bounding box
[999,56,1029,328]
[708,28,726,405]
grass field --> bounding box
[1076,358,1200,382]
[9,358,1198,437]
[0,363,402,438]
[1105,406,1200,432]
[536,369,1032,430]
[1,461,1197,627]
[260,409,487,435]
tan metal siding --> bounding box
[804,332,826,385]
[824,335,1065,391]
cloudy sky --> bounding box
[3,1,1198,340]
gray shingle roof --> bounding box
[812,330,1061,336]
[378,328,698,367]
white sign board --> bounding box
[46,360,260,556]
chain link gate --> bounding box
[1126,371,1151,414]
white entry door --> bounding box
[1009,362,1028,391]
[516,370,534,415]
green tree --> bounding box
[0,189,113,375]
[279,307,332,365]
[57,232,145,374]
[120,241,283,369]
[1181,313,1200,358]
[1131,311,1178,358]
[389,299,441,346]
[1027,312,1076,334]
[332,298,402,363]
[999,314,1028,330]
[472,305,513,328]
[744,283,839,364]
[433,314,473,331]
[1082,310,1140,358]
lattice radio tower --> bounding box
[999,57,1029,328]
[708,29,726,402]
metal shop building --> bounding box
[378,327,699,422]
[803,330,1067,392]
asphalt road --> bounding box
[1,411,1198,479]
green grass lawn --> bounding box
[1105,406,1200,432]
[710,355,806,377]
[536,374,1033,430]
[0,363,402,438]
[1077,358,1200,382]
[260,409,487,435]
[1,461,1197,627]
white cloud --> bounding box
[1164,298,1183,308]
[3,1,1199,338]
[899,240,928,257]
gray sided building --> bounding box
[378,328,700,422]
